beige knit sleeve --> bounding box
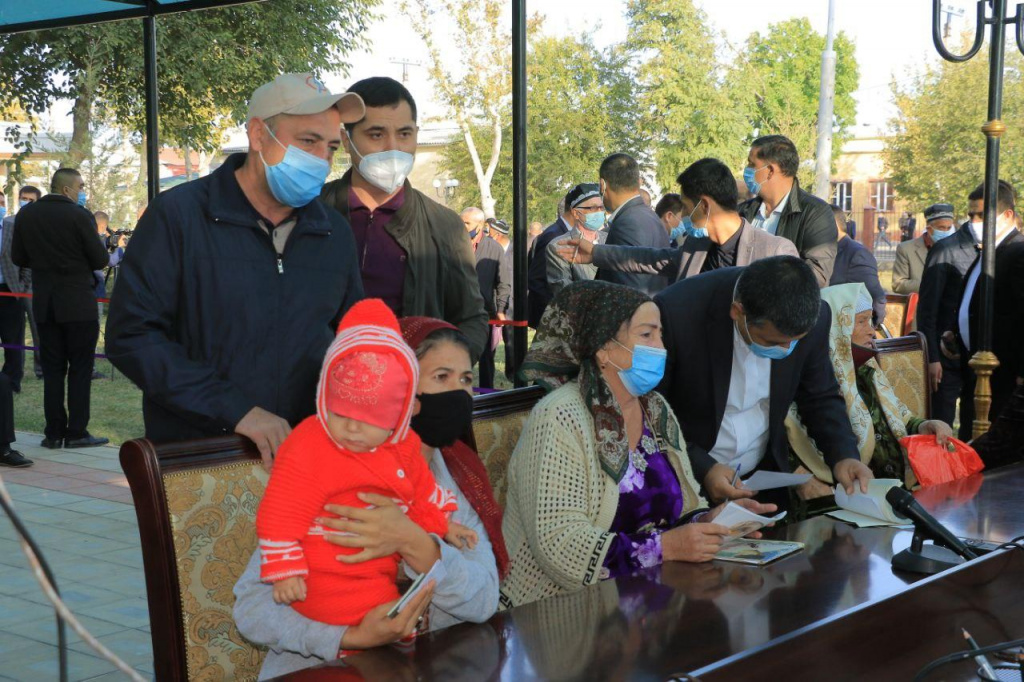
[511,396,615,591]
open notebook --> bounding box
[826,478,912,528]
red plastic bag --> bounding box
[900,435,985,487]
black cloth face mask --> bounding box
[410,389,474,448]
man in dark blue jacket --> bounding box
[106,74,366,466]
[828,205,886,325]
[527,194,570,328]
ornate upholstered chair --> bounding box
[469,386,545,511]
[874,332,931,419]
[122,387,546,680]
[881,293,913,338]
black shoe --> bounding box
[64,434,109,448]
[0,450,33,468]
[40,438,63,449]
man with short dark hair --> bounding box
[107,73,366,465]
[829,204,886,326]
[560,158,797,283]
[655,256,872,506]
[13,168,110,449]
[321,76,486,359]
[956,180,1023,439]
[917,183,991,426]
[596,152,670,295]
[739,135,838,287]
[654,193,684,244]
[527,194,570,328]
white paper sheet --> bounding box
[740,471,814,491]
[830,478,905,525]
[712,502,788,537]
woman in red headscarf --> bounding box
[234,317,505,680]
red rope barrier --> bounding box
[0,291,110,304]
[488,320,529,327]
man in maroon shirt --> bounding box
[321,77,487,360]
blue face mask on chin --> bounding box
[669,223,686,242]
[742,314,798,360]
[683,201,710,239]
[610,339,667,396]
[260,127,331,208]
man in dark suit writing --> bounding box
[655,256,872,504]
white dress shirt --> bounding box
[751,190,791,236]
[708,325,772,474]
[958,228,1017,350]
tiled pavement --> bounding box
[0,432,153,681]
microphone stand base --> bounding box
[892,543,966,575]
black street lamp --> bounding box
[931,0,1019,437]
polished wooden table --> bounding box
[274,464,1024,681]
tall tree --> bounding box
[401,0,513,218]
[730,17,859,189]
[626,0,750,191]
[0,0,379,170]
[885,46,1024,211]
[440,34,642,224]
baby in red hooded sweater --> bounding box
[255,299,473,626]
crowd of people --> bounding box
[0,70,1022,678]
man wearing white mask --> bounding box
[106,73,366,466]
[321,77,487,360]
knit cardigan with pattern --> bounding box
[499,382,706,608]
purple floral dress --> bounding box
[602,421,686,579]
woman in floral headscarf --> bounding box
[499,280,776,608]
[787,283,954,499]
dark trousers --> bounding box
[931,355,962,428]
[0,285,25,389]
[0,373,14,449]
[37,312,99,440]
[477,326,499,389]
[24,299,42,376]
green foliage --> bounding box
[885,46,1024,212]
[440,34,642,223]
[0,0,380,166]
[731,17,860,188]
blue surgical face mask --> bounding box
[683,201,710,238]
[468,228,479,239]
[610,339,667,396]
[670,223,686,242]
[582,210,606,231]
[741,313,797,360]
[743,165,765,196]
[260,126,331,208]
[931,226,956,241]
[18,200,29,209]
[77,190,87,207]
[0,207,6,219]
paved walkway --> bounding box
[0,432,152,681]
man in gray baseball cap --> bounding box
[107,74,367,465]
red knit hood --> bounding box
[316,299,420,446]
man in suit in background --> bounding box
[739,135,837,287]
[655,256,872,506]
[595,153,670,296]
[918,184,989,426]
[0,187,36,392]
[527,195,570,328]
[468,215,510,389]
[12,168,110,449]
[956,182,1024,440]
[6,186,44,382]
[893,203,956,297]
[828,205,886,326]
[560,158,797,283]
[654,192,685,245]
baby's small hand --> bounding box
[273,576,307,604]
[444,522,479,550]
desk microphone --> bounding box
[885,487,978,561]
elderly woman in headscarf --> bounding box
[499,280,776,608]
[787,283,954,499]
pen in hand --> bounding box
[730,463,742,488]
